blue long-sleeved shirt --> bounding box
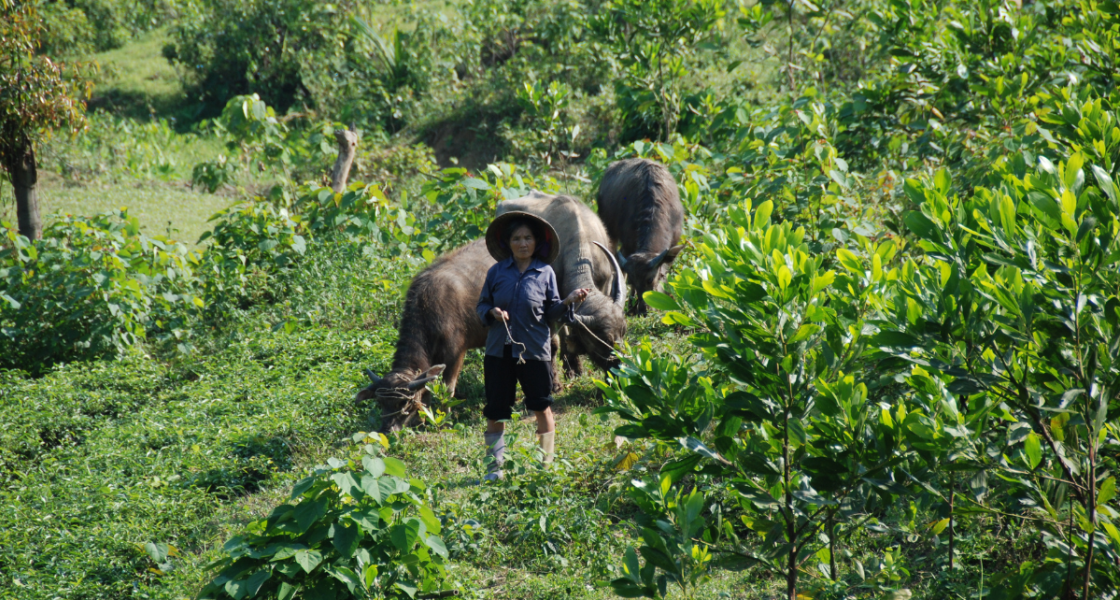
[477,257,574,361]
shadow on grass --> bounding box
[88,89,208,130]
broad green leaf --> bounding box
[789,323,819,344]
[1099,477,1116,506]
[394,579,419,598]
[810,271,835,295]
[144,542,169,564]
[425,534,449,558]
[294,549,323,574]
[836,248,862,273]
[1091,164,1118,205]
[244,570,271,598]
[904,211,940,241]
[383,456,407,478]
[290,476,317,499]
[1024,432,1042,470]
[754,201,773,228]
[333,523,362,558]
[277,582,298,600]
[643,291,680,311]
[362,456,386,478]
[777,265,792,290]
[930,518,950,535]
[391,519,421,553]
[294,498,327,534]
[418,505,441,535]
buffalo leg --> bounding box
[549,333,563,393]
[562,333,584,378]
[441,351,468,399]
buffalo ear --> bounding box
[665,244,685,262]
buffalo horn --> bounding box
[648,248,669,270]
[615,250,629,268]
[406,364,447,391]
[593,241,626,307]
[364,369,382,385]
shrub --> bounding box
[197,435,456,600]
[0,210,200,374]
[166,0,352,114]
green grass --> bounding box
[35,177,234,246]
[84,27,194,121]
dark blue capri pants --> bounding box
[483,345,554,421]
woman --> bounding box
[476,211,590,481]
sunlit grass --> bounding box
[35,177,234,247]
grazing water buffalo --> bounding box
[597,158,685,314]
[356,239,496,431]
[497,191,627,375]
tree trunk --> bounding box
[7,139,40,240]
[331,129,358,193]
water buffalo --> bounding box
[356,239,497,431]
[496,191,627,376]
[597,158,685,314]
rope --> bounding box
[375,386,425,418]
[502,317,528,364]
[571,307,617,352]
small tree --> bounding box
[591,0,724,142]
[0,1,89,240]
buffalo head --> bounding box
[355,364,445,432]
[567,242,627,371]
[616,244,684,315]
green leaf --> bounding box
[244,570,271,598]
[382,456,407,478]
[360,475,383,504]
[290,476,317,499]
[1099,477,1116,506]
[1024,432,1042,470]
[144,542,169,564]
[642,291,680,311]
[462,177,490,190]
[1,293,20,309]
[777,265,792,290]
[331,472,361,498]
[1091,164,1118,205]
[425,534,449,558]
[277,582,298,600]
[904,211,940,241]
[754,200,773,228]
[333,523,362,558]
[836,248,862,273]
[391,519,421,553]
[294,498,327,534]
[418,505,441,535]
[395,579,419,598]
[362,456,386,478]
[811,271,835,295]
[295,549,323,574]
[789,323,819,344]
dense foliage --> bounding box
[7,0,1120,599]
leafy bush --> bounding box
[197,435,455,600]
[166,0,351,113]
[0,210,200,374]
[35,0,184,54]
[43,113,203,183]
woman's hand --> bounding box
[490,307,510,322]
[563,287,592,306]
